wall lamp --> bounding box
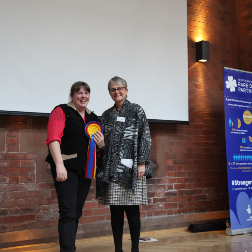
[196,40,209,62]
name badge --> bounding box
[117,116,125,122]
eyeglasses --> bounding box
[109,87,126,93]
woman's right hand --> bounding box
[56,163,67,182]
[49,141,67,182]
[93,131,105,149]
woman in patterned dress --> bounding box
[96,76,152,252]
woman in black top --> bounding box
[46,81,104,252]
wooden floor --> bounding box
[1,227,252,252]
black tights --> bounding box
[110,205,140,252]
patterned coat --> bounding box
[96,99,152,197]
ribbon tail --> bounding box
[85,139,91,178]
[92,147,96,178]
[86,135,96,179]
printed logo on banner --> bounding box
[247,205,251,214]
[226,76,237,92]
[225,73,252,94]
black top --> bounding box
[45,104,98,171]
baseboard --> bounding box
[0,210,230,248]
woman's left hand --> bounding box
[93,131,105,149]
[137,163,145,179]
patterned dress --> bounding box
[96,99,152,205]
[98,177,148,205]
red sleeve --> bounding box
[45,106,66,146]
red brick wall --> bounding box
[237,0,252,71]
[1,0,251,247]
[0,116,59,234]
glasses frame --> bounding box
[109,86,126,93]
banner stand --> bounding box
[226,227,252,236]
[224,67,252,236]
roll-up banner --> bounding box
[224,67,252,235]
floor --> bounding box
[0,227,252,252]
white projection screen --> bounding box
[0,0,188,123]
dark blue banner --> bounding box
[224,67,252,231]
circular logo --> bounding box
[243,110,252,125]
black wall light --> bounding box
[196,40,209,62]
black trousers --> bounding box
[51,169,91,252]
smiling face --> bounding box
[109,82,128,106]
[71,86,90,111]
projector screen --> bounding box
[0,0,188,123]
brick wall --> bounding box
[0,0,251,247]
[237,0,252,71]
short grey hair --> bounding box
[108,76,127,91]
